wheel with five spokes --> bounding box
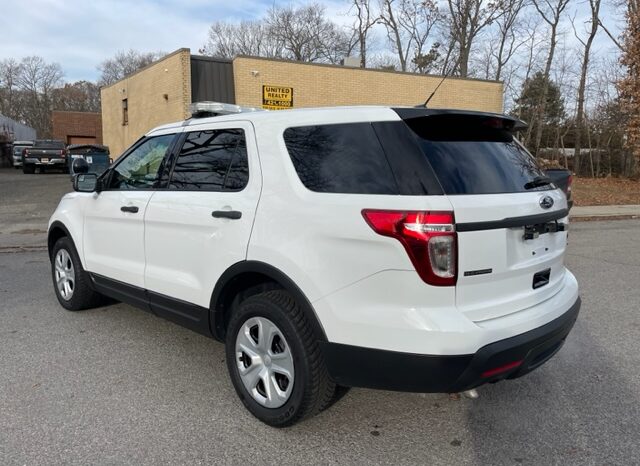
[225,290,336,427]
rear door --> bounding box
[143,121,261,318]
[404,114,569,322]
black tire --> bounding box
[51,237,105,311]
[320,385,351,412]
[225,290,336,427]
[22,165,35,174]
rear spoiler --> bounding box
[394,108,528,132]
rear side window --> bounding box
[405,115,549,195]
[283,123,398,194]
[35,140,65,149]
[169,129,248,191]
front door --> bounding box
[83,132,176,289]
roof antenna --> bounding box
[422,67,451,108]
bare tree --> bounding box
[266,3,352,63]
[571,0,601,175]
[379,0,440,72]
[443,0,502,77]
[492,0,528,81]
[200,21,282,59]
[16,56,63,136]
[349,0,378,67]
[528,0,571,154]
[97,50,162,87]
[53,81,101,113]
[0,58,23,120]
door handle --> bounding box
[120,206,139,213]
[212,210,242,220]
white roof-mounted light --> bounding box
[189,101,264,118]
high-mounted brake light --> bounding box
[362,210,457,286]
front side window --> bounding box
[108,134,174,190]
[169,129,248,191]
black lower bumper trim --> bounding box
[322,297,580,393]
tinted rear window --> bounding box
[283,123,398,194]
[35,140,65,149]
[169,129,248,191]
[405,116,549,195]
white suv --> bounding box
[48,104,580,427]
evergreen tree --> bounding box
[513,71,565,154]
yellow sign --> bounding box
[262,85,293,110]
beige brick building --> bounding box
[101,48,503,157]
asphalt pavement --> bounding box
[1,168,639,465]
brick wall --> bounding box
[100,48,191,157]
[51,111,102,144]
[233,56,503,113]
[101,50,504,158]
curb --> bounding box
[570,214,640,222]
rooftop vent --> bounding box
[189,101,264,118]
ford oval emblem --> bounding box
[540,195,554,210]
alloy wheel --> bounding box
[54,249,75,300]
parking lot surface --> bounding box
[1,169,639,465]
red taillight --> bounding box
[60,149,66,157]
[362,210,457,286]
[23,149,29,156]
[566,174,573,195]
[481,360,523,378]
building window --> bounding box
[122,98,128,126]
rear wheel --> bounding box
[22,165,35,174]
[225,290,336,427]
[51,237,105,311]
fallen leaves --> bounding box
[573,177,640,206]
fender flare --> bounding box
[209,260,327,342]
[47,221,76,260]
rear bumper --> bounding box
[24,158,66,166]
[322,296,580,393]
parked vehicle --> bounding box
[545,168,574,209]
[22,139,67,174]
[48,103,580,427]
[11,140,34,168]
[67,144,111,178]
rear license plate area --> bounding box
[532,268,551,289]
[41,158,49,163]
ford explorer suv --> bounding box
[23,139,67,173]
[48,103,580,427]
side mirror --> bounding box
[72,157,89,175]
[73,174,99,192]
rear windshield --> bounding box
[405,116,550,195]
[35,140,65,149]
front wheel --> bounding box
[51,237,105,311]
[225,290,336,427]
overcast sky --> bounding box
[0,0,624,83]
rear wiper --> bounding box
[524,176,552,190]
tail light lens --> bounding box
[60,149,66,157]
[23,149,29,156]
[362,210,457,286]
[566,174,573,197]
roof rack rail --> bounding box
[189,101,264,118]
